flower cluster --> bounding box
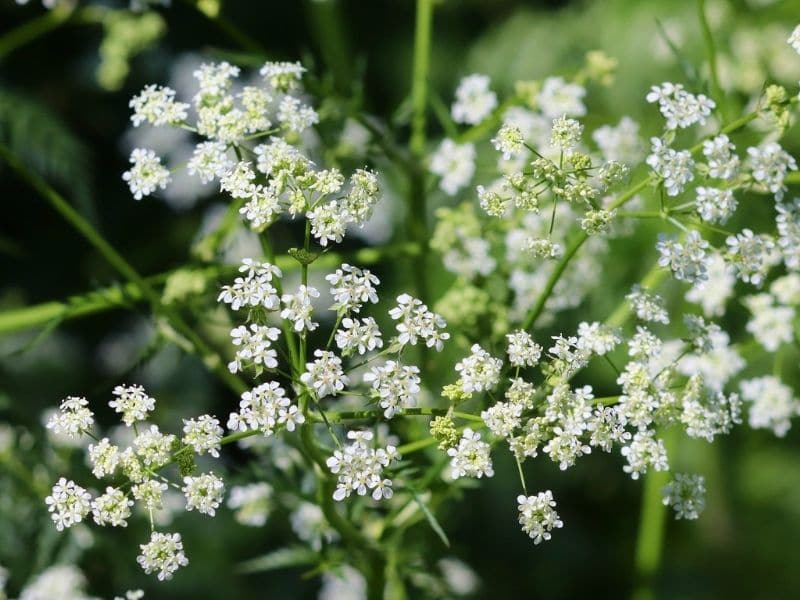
[326,431,400,501]
[43,386,227,580]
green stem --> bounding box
[0,4,74,60]
[0,243,421,337]
[303,0,352,94]
[698,0,726,122]
[520,106,762,333]
[409,0,434,157]
[632,428,677,600]
[0,144,246,394]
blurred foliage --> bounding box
[1,0,800,598]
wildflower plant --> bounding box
[3,0,800,597]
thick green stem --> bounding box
[0,243,420,336]
[409,0,434,156]
[632,428,677,600]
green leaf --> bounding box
[0,89,94,218]
[407,484,450,548]
[236,546,320,574]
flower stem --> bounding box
[0,144,247,394]
[632,428,677,600]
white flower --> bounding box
[228,324,281,373]
[182,415,223,457]
[260,60,305,91]
[645,82,715,129]
[740,376,799,437]
[327,431,400,501]
[132,479,168,511]
[776,199,800,270]
[335,317,383,356]
[300,350,349,398]
[747,142,797,200]
[218,259,282,311]
[133,425,175,467]
[685,253,735,317]
[137,532,189,581]
[695,187,737,224]
[621,430,669,480]
[576,321,621,356]
[725,229,776,286]
[538,76,586,118]
[662,473,706,520]
[18,565,89,599]
[193,61,239,100]
[506,330,543,368]
[277,95,319,133]
[702,134,739,180]
[220,161,256,198]
[344,168,380,224]
[280,285,320,332]
[187,141,233,184]
[389,293,449,351]
[45,478,91,531]
[491,124,525,160]
[87,437,119,478]
[447,428,494,479]
[129,84,189,127]
[744,294,794,352]
[326,263,380,313]
[656,230,709,283]
[451,74,497,124]
[182,472,225,516]
[46,396,94,437]
[788,24,800,55]
[228,381,291,436]
[227,482,273,527]
[364,360,421,418]
[429,139,476,195]
[454,344,503,394]
[308,201,349,246]
[290,501,339,550]
[592,116,644,163]
[625,284,669,325]
[549,116,583,151]
[517,491,563,544]
[646,137,694,196]
[123,148,171,200]
[481,400,523,439]
[110,384,155,426]
[91,487,133,527]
